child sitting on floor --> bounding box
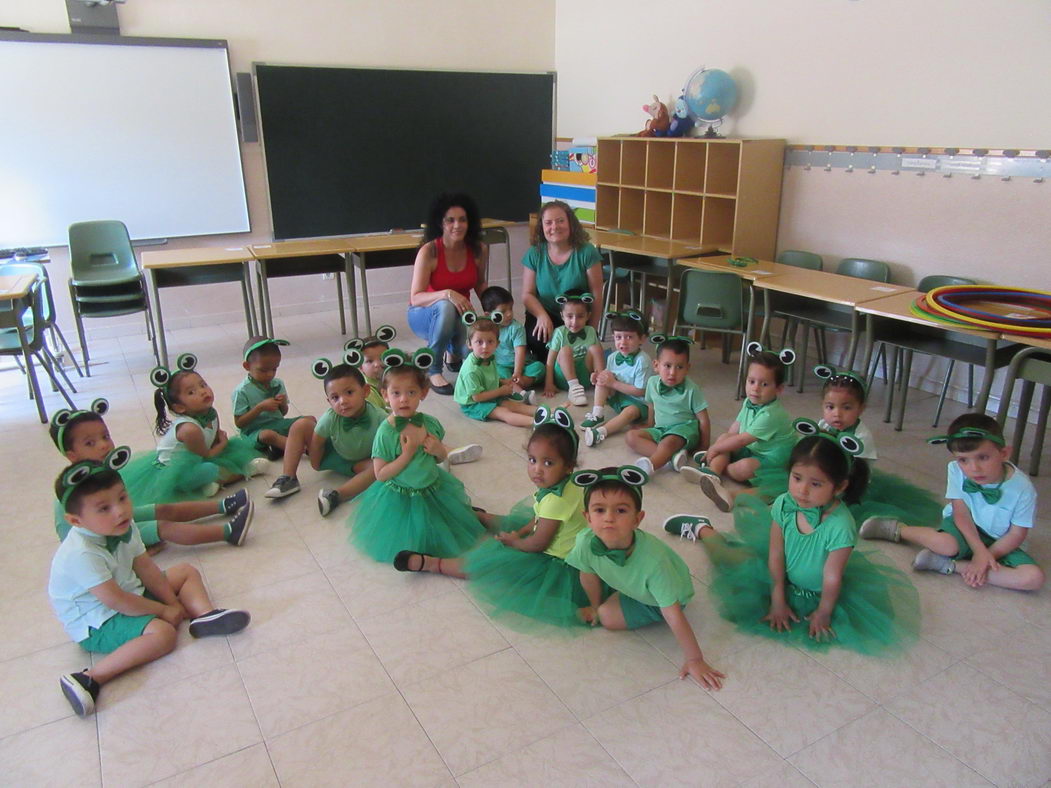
[544,291,605,407]
[454,315,538,427]
[582,310,651,447]
[349,325,398,414]
[481,285,545,390]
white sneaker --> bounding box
[202,482,221,497]
[584,426,607,447]
[671,449,689,472]
[247,457,269,478]
[567,382,588,407]
[634,457,654,476]
[448,444,483,465]
[520,390,537,405]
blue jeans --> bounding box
[407,300,466,375]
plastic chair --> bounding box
[1,262,83,379]
[777,250,823,270]
[996,346,1051,476]
[673,269,750,398]
[479,226,512,290]
[67,220,157,375]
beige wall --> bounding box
[7,0,553,333]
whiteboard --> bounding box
[0,34,250,248]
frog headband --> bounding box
[381,347,436,371]
[927,428,1006,448]
[462,310,505,326]
[242,337,289,362]
[746,341,796,366]
[793,418,865,466]
[813,364,868,392]
[532,405,578,451]
[555,293,594,306]
[650,333,694,347]
[56,447,132,508]
[51,398,110,453]
[604,310,647,328]
[149,353,198,394]
[312,344,366,379]
[728,256,758,267]
[571,465,649,503]
[344,325,397,351]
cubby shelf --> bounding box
[594,137,785,259]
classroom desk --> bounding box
[592,231,716,333]
[855,290,1011,430]
[249,239,355,338]
[0,272,57,422]
[141,247,258,369]
[755,270,911,369]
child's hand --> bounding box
[494,531,518,546]
[400,426,424,453]
[159,603,184,628]
[543,383,557,398]
[762,602,798,632]
[212,430,229,450]
[577,605,599,626]
[963,548,998,587]
[594,369,613,387]
[807,610,836,642]
[421,433,442,457]
[261,397,281,412]
[680,658,726,690]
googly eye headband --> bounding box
[571,465,650,503]
[311,345,366,379]
[56,446,132,507]
[927,428,1005,448]
[813,364,868,393]
[532,404,579,451]
[462,310,505,326]
[728,256,758,267]
[746,341,796,366]
[50,398,109,453]
[381,347,436,371]
[242,337,289,362]
[149,353,199,394]
[605,309,648,330]
[794,418,865,466]
[650,333,695,347]
[555,293,594,306]
[344,324,398,352]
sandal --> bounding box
[393,550,426,572]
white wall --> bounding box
[5,0,553,332]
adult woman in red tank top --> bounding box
[408,193,490,394]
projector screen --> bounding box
[0,33,250,248]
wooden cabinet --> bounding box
[595,137,784,259]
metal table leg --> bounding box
[149,270,168,368]
[334,271,347,335]
[975,339,997,413]
[356,251,373,336]
[759,288,772,346]
[860,314,875,377]
[258,261,275,337]
[895,348,914,431]
[846,310,861,369]
[239,263,256,337]
[344,252,359,337]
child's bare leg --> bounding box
[334,460,376,502]
[217,471,245,485]
[157,521,226,545]
[166,563,213,618]
[626,428,658,457]
[86,619,177,685]
[650,436,686,470]
[596,593,628,630]
[517,374,536,388]
[403,553,467,578]
[952,562,1045,591]
[490,403,536,427]
[593,383,610,409]
[155,500,222,521]
[898,525,959,555]
[601,405,640,437]
[557,346,577,383]
[587,345,605,376]
[281,417,316,477]
[256,429,286,450]
[706,451,730,475]
[725,457,760,483]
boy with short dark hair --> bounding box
[583,311,651,447]
[454,318,538,427]
[480,285,545,390]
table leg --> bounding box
[357,252,373,335]
[860,314,875,376]
[259,261,275,337]
[599,254,616,340]
[149,270,169,368]
[883,346,898,423]
[663,263,674,334]
[975,340,997,413]
[239,263,255,337]
[895,348,914,431]
[335,271,347,335]
[759,289,771,346]
[344,253,359,338]
[738,284,755,399]
[846,310,861,369]
[1012,380,1035,465]
[1030,385,1050,475]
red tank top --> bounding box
[426,238,477,299]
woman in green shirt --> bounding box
[521,200,604,361]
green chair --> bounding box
[2,261,83,379]
[776,250,823,270]
[673,268,750,399]
[480,226,512,289]
[67,220,157,375]
[996,346,1051,476]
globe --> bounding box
[683,67,738,129]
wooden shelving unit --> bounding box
[595,137,785,259]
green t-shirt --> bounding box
[644,376,708,427]
[231,376,288,434]
[772,493,857,593]
[532,479,589,560]
[495,320,528,369]
[454,353,500,406]
[547,325,599,358]
[363,376,389,413]
[522,243,602,315]
[314,402,386,462]
[566,529,694,609]
[371,412,446,489]
[735,398,796,459]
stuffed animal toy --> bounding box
[666,94,695,138]
[637,95,670,137]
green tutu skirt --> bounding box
[744,441,796,499]
[120,437,260,506]
[851,467,943,528]
[348,468,485,562]
[463,497,588,630]
[706,495,920,656]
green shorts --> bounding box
[497,360,545,380]
[618,594,678,630]
[938,516,1036,567]
[553,357,592,390]
[318,439,364,476]
[79,590,159,654]
[644,421,699,452]
[460,399,503,421]
[730,446,756,463]
[607,391,648,422]
[242,416,303,440]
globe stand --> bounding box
[702,123,724,139]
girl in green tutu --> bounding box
[348,349,486,562]
[121,354,264,506]
[393,406,591,629]
[668,422,919,655]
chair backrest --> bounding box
[68,220,140,285]
[676,269,745,331]
[479,226,509,245]
[917,274,976,293]
[837,257,890,282]
[776,250,823,270]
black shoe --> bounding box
[60,670,100,717]
[431,382,454,396]
[446,355,463,372]
[220,489,249,515]
[226,500,254,546]
[393,550,425,572]
[256,442,284,461]
[189,608,251,638]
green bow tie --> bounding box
[393,414,425,430]
[658,380,685,396]
[337,406,373,429]
[190,408,218,428]
[475,355,493,365]
[105,528,134,554]
[744,400,769,415]
[824,422,857,436]
[963,478,1004,504]
[589,533,634,566]
[614,352,639,366]
[568,329,587,343]
[783,496,829,528]
[535,476,570,504]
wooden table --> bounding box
[248,238,355,338]
[592,231,717,333]
[142,247,259,369]
[855,290,1011,429]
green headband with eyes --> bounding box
[728,256,758,267]
[571,465,649,502]
[813,364,868,393]
[381,347,436,372]
[148,353,198,392]
[746,341,796,366]
[650,333,695,347]
[242,337,289,362]
[344,325,397,351]
[793,418,866,468]
[555,293,594,306]
[56,447,131,507]
[312,346,365,379]
[532,405,578,451]
[50,398,109,453]
[927,428,1006,448]
[462,310,505,326]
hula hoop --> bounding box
[931,287,1051,327]
[924,286,1051,335]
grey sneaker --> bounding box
[226,500,254,546]
[448,444,483,465]
[859,517,901,543]
[264,475,300,499]
[60,671,99,717]
[189,608,250,638]
[698,472,733,513]
[671,449,689,472]
[680,465,718,486]
[913,549,955,574]
[318,488,341,517]
[663,514,712,541]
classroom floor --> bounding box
[1,301,1049,788]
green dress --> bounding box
[346,414,484,562]
[707,493,919,655]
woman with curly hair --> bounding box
[521,200,604,362]
[407,193,490,394]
